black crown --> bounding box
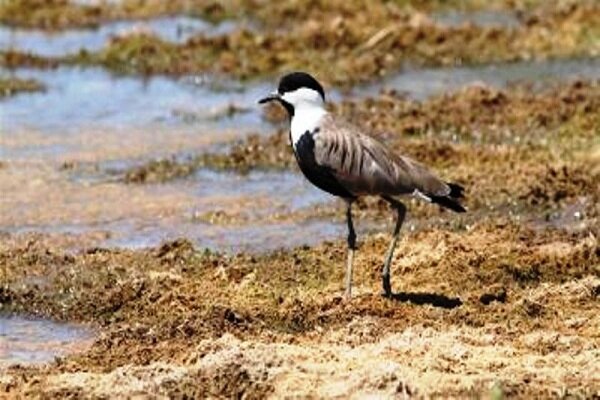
[278,72,325,101]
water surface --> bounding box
[356,58,600,100]
[0,316,94,367]
[0,16,241,57]
[2,35,599,254]
[0,66,270,134]
[1,167,341,253]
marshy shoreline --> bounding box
[1,0,599,397]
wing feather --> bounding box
[313,115,450,197]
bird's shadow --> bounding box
[388,291,462,309]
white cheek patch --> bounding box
[281,87,323,105]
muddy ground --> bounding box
[1,0,600,398]
[2,79,599,397]
[1,215,599,397]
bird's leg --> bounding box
[381,197,407,298]
[345,200,357,299]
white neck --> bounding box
[290,103,327,149]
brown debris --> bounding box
[1,216,599,396]
[2,2,599,86]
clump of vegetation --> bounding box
[123,158,198,183]
[1,217,598,396]
[0,0,560,30]
[85,33,185,75]
[2,2,598,85]
[332,80,600,143]
[123,131,292,183]
[0,50,60,69]
[0,0,242,29]
[119,80,599,228]
[0,77,44,97]
[79,2,600,85]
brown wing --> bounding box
[313,115,451,197]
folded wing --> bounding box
[312,115,465,212]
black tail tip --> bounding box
[432,182,467,213]
[447,182,465,199]
[432,196,467,213]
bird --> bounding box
[259,72,465,298]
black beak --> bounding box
[258,92,280,104]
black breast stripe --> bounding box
[294,130,355,199]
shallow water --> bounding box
[356,58,600,100]
[1,166,341,253]
[2,36,599,253]
[5,59,598,131]
[0,316,94,367]
[0,66,273,162]
[100,218,344,252]
[0,55,343,253]
[0,16,242,57]
[0,66,270,134]
[102,169,343,252]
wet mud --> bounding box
[1,217,598,397]
[1,1,599,397]
[2,77,599,395]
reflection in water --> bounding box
[0,16,241,57]
[0,316,94,366]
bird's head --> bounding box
[258,72,325,116]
